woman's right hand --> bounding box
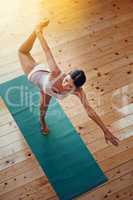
[103,127,119,146]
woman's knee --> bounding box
[18,51,37,73]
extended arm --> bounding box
[74,88,119,146]
[35,21,61,78]
[36,31,61,77]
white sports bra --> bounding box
[27,63,75,100]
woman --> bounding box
[18,19,119,146]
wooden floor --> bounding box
[0,0,133,199]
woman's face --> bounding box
[62,74,75,91]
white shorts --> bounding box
[27,63,50,81]
[27,63,51,90]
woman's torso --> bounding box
[28,63,75,99]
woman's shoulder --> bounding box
[49,70,65,82]
[72,87,84,96]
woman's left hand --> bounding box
[35,19,49,34]
[103,128,120,146]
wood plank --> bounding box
[0,166,44,195]
[75,170,133,200]
[0,177,57,200]
[105,184,133,200]
[0,148,32,171]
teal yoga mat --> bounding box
[0,75,107,200]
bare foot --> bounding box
[35,19,49,34]
[40,119,49,135]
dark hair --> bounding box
[69,69,86,88]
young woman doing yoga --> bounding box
[18,19,119,146]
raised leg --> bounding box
[18,31,38,75]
